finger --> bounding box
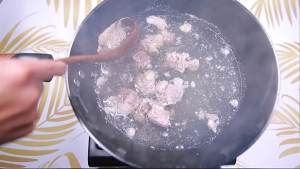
[0,81,42,123]
[0,54,14,59]
[1,123,35,144]
[0,107,39,133]
[21,59,67,81]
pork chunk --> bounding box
[103,88,141,116]
[133,99,152,123]
[97,20,127,52]
[165,52,199,73]
[147,103,172,127]
[135,70,158,95]
[146,16,168,30]
[141,34,165,54]
[141,16,175,54]
[155,78,186,105]
[132,50,151,69]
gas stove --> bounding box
[88,138,128,168]
[88,137,236,168]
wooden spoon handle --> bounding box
[56,49,124,64]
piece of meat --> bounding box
[155,78,186,105]
[133,99,152,123]
[135,70,158,95]
[97,20,127,52]
[146,15,168,30]
[161,30,175,43]
[179,22,192,33]
[141,17,175,55]
[187,59,200,71]
[132,50,151,69]
[141,34,165,54]
[165,52,200,73]
[141,31,175,54]
[147,102,172,127]
[103,88,141,116]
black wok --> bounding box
[67,0,278,167]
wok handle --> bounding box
[0,53,15,58]
[0,53,54,82]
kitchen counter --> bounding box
[0,0,299,168]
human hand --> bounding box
[0,58,66,144]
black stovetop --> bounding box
[88,138,128,168]
[88,137,236,168]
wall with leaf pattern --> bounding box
[0,0,299,168]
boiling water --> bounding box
[89,12,245,150]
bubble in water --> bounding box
[101,64,111,76]
[193,33,200,40]
[162,132,169,137]
[164,72,171,77]
[91,72,98,78]
[78,71,85,79]
[229,99,239,108]
[126,128,136,139]
[96,76,108,88]
[221,46,230,56]
[73,78,80,87]
[206,56,213,61]
[175,37,182,44]
[175,145,184,149]
[190,81,196,88]
[94,88,101,95]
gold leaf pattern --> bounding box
[276,42,300,84]
[64,0,71,28]
[40,152,81,168]
[85,0,92,16]
[0,0,299,167]
[26,129,74,140]
[276,130,299,136]
[0,162,25,168]
[35,120,78,132]
[250,0,300,28]
[0,155,36,162]
[280,147,300,158]
[0,147,57,156]
[47,0,103,29]
[48,114,75,122]
[0,21,69,53]
[64,152,81,168]
[272,95,300,160]
[13,140,64,147]
[280,138,300,146]
[0,22,21,50]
